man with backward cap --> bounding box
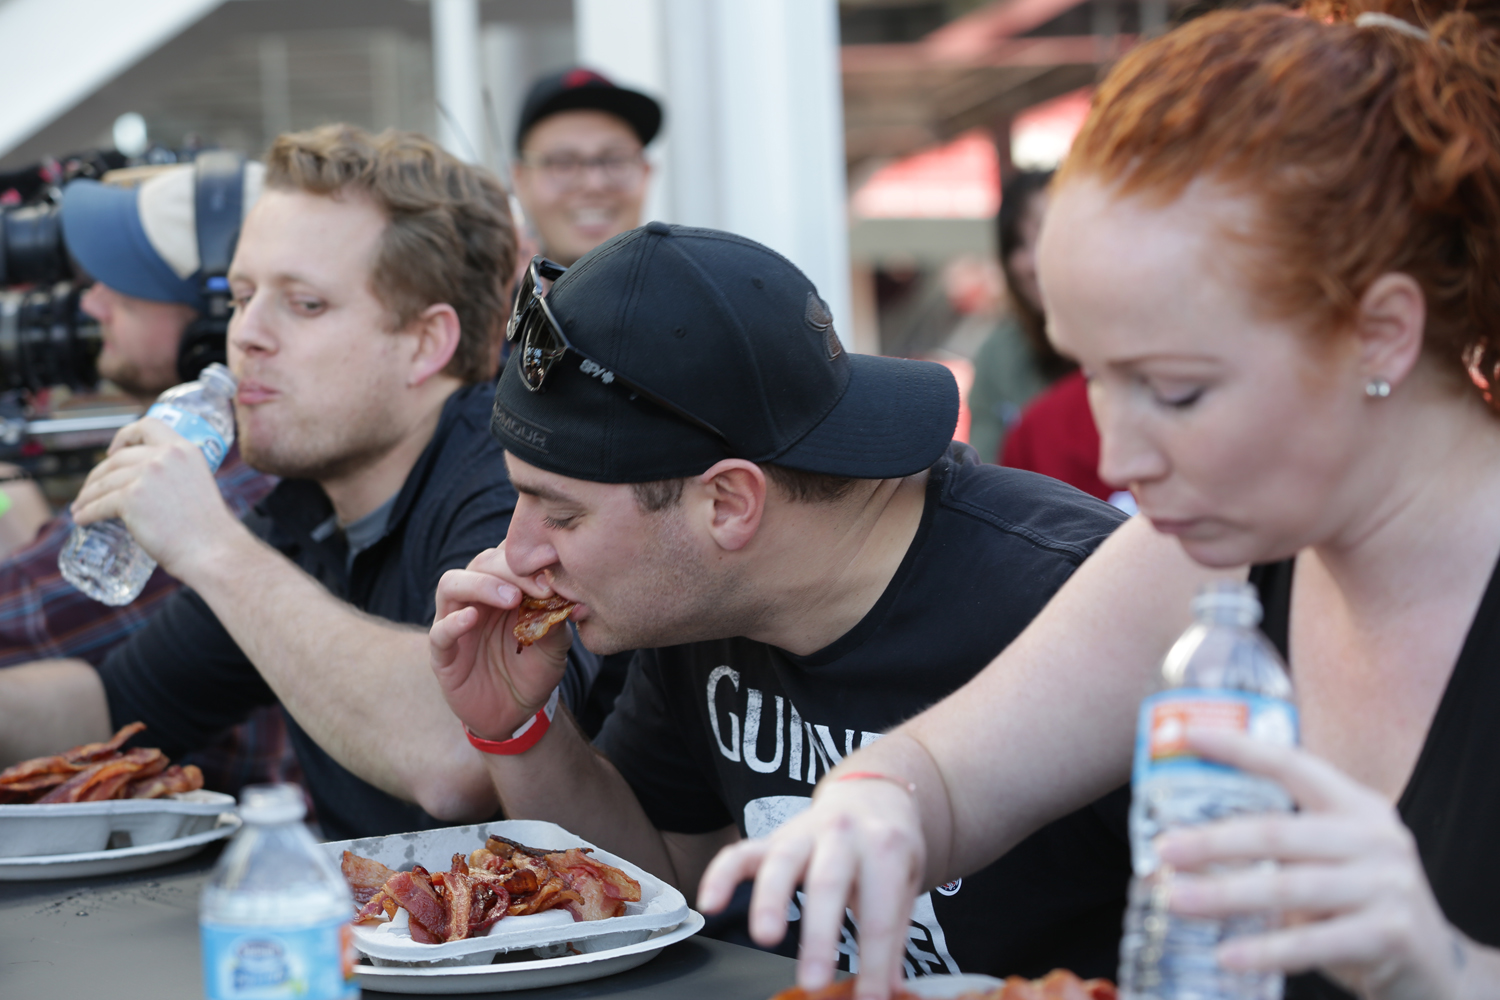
[429,222,1137,982]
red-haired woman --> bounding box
[702,5,1500,999]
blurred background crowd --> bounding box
[0,0,1177,524]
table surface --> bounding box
[0,844,799,1000]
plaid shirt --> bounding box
[0,448,295,796]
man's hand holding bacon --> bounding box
[429,541,574,743]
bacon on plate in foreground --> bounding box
[770,970,1117,1000]
[341,833,642,944]
[0,722,204,804]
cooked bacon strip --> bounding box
[503,867,539,896]
[547,848,641,903]
[507,872,566,916]
[0,755,86,787]
[37,748,164,804]
[125,764,203,800]
[81,751,167,802]
[1030,971,1116,1000]
[355,889,396,924]
[0,772,74,794]
[61,722,147,763]
[342,851,399,908]
[384,867,448,943]
[444,868,476,942]
[769,985,862,1000]
[486,833,567,860]
[512,595,575,652]
[544,847,641,920]
[469,883,509,935]
[768,970,1117,1000]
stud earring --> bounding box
[1365,377,1392,398]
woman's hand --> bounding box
[1160,729,1482,1000]
[698,766,933,1000]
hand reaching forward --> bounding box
[69,416,240,577]
[699,774,928,1000]
[1160,729,1499,1000]
[429,543,573,742]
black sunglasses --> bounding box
[507,256,732,447]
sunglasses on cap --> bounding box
[507,255,732,447]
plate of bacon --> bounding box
[330,820,698,993]
[0,722,238,876]
[770,970,1118,1000]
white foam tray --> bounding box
[322,819,689,968]
[0,790,237,858]
[0,814,241,880]
[905,974,1006,997]
[354,910,706,994]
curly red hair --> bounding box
[1058,2,1500,406]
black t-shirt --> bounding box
[1254,556,1500,1000]
[596,451,1134,980]
[98,384,536,841]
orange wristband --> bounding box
[465,688,559,756]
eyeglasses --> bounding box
[507,256,732,447]
[520,151,645,190]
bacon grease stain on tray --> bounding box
[513,595,575,653]
[323,819,690,968]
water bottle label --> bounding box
[1134,689,1298,782]
[200,915,358,1000]
[147,404,228,471]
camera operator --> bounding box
[0,162,283,795]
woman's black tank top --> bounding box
[1250,557,1500,1000]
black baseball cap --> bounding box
[491,222,959,484]
[515,67,663,154]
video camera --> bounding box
[0,148,246,398]
[0,149,246,474]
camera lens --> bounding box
[0,285,101,392]
[0,203,71,288]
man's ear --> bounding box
[405,303,462,387]
[693,460,766,553]
[1354,273,1425,391]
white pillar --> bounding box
[574,0,852,350]
[431,0,485,163]
[573,0,672,230]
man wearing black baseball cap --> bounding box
[511,67,661,266]
[430,224,1135,983]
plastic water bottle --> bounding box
[1119,581,1298,1000]
[59,362,237,605]
[200,784,358,1000]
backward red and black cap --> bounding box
[491,222,960,484]
[515,66,663,153]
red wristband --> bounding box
[829,770,917,794]
[465,688,560,756]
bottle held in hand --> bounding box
[59,362,237,605]
[200,784,358,1000]
[1119,581,1297,1000]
